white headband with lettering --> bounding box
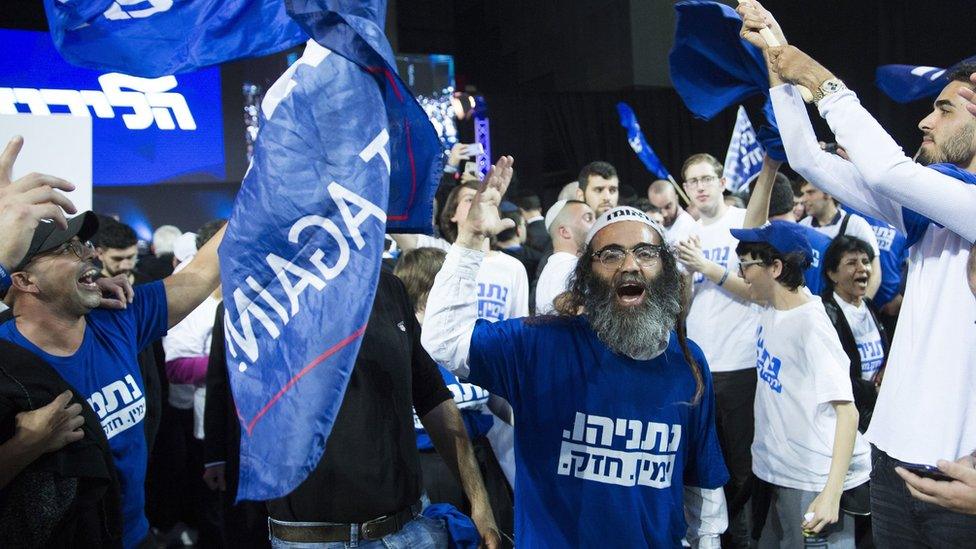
[584,206,667,246]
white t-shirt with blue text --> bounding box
[751,298,871,492]
[686,207,762,372]
[835,294,885,381]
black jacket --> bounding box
[0,340,123,548]
[821,293,890,432]
[524,219,550,253]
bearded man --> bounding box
[422,156,729,548]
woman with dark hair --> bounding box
[820,236,889,433]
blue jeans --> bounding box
[871,446,976,548]
[269,515,448,549]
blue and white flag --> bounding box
[723,106,765,193]
[43,0,307,77]
[616,102,671,181]
[876,56,976,103]
[219,0,442,501]
[668,1,768,121]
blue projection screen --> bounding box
[0,28,225,186]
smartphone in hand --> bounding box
[900,462,954,482]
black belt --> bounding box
[269,501,422,543]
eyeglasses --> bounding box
[683,175,719,189]
[47,240,96,261]
[592,244,664,269]
[738,259,765,277]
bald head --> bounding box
[647,180,682,228]
[549,200,594,254]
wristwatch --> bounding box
[813,78,847,104]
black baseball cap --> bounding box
[13,211,99,272]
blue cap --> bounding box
[730,220,813,264]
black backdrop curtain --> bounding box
[486,88,744,208]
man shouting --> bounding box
[422,156,729,548]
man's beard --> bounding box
[583,264,682,360]
[917,122,976,166]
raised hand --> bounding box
[455,156,516,249]
[767,45,835,92]
[0,136,78,271]
[675,235,709,274]
[736,0,787,50]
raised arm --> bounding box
[768,83,907,232]
[738,2,908,231]
[676,235,762,305]
[744,155,783,228]
[421,157,515,377]
[816,87,976,243]
[0,136,78,283]
[163,225,225,328]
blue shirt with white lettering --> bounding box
[0,282,168,549]
[415,365,495,450]
[468,315,728,547]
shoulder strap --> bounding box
[837,211,852,237]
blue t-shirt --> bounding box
[845,208,908,308]
[415,365,495,451]
[0,282,168,548]
[467,316,729,548]
[797,224,832,296]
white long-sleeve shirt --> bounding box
[771,84,976,465]
[422,245,728,546]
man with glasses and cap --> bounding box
[0,209,225,548]
[732,220,870,547]
[422,156,729,547]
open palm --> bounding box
[458,156,516,243]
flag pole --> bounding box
[667,174,691,206]
[736,1,814,103]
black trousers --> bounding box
[418,435,514,547]
[871,447,976,548]
[712,367,757,549]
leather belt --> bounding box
[269,501,422,543]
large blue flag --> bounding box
[43,0,308,77]
[723,106,765,193]
[219,0,441,501]
[668,1,768,121]
[668,1,786,162]
[616,102,671,181]
[876,56,976,103]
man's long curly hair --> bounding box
[550,243,705,406]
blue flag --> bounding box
[668,1,768,121]
[876,56,976,103]
[43,0,307,77]
[668,1,787,163]
[616,102,671,181]
[723,106,765,193]
[218,0,441,501]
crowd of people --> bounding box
[1,1,975,547]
